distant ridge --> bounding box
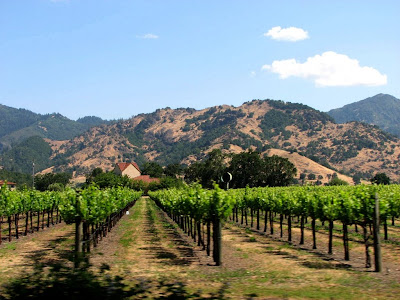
[328,94,400,137]
[0,103,109,152]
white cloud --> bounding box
[137,33,159,39]
[250,71,256,78]
[262,51,387,87]
[264,26,309,42]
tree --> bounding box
[352,173,362,185]
[184,162,205,185]
[326,177,348,186]
[142,162,164,178]
[228,149,264,189]
[34,173,72,191]
[370,173,391,185]
[307,173,316,180]
[91,172,132,189]
[184,149,227,188]
[164,163,184,178]
[262,155,297,187]
[85,168,104,184]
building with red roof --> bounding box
[113,162,141,179]
[0,180,17,190]
[113,162,160,184]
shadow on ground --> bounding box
[0,260,228,300]
[0,236,227,300]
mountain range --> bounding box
[1,94,400,184]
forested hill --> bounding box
[17,97,399,182]
[328,94,400,137]
[0,104,109,152]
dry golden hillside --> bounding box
[44,99,400,182]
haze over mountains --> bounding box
[1,94,400,183]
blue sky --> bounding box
[1,0,399,120]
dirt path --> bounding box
[89,198,400,299]
[89,197,214,281]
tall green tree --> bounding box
[142,162,164,178]
[262,155,297,187]
[228,149,264,188]
[34,172,71,191]
[164,163,184,178]
[370,172,391,185]
[184,149,227,188]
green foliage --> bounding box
[149,183,235,222]
[307,173,316,180]
[326,177,349,186]
[0,111,107,153]
[47,183,65,191]
[164,163,185,178]
[0,104,41,139]
[184,149,227,189]
[0,136,52,174]
[185,149,296,189]
[370,173,391,185]
[88,172,132,189]
[228,150,264,188]
[34,172,72,191]
[263,155,297,187]
[76,116,109,126]
[142,162,164,178]
[150,184,400,229]
[58,186,142,224]
[0,169,32,187]
[328,94,400,137]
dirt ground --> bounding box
[1,198,400,299]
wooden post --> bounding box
[74,217,83,268]
[373,193,382,272]
[206,220,211,256]
[15,214,19,239]
[343,223,349,261]
[213,217,222,266]
[328,220,333,254]
[8,216,12,242]
[300,216,304,245]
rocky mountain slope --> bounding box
[30,98,400,182]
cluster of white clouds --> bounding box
[262,51,387,87]
[136,33,159,39]
[262,26,387,87]
[264,26,309,42]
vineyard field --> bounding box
[1,196,400,299]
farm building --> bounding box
[113,162,141,179]
[0,180,17,190]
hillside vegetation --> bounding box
[1,97,400,183]
[41,99,400,182]
[0,104,109,152]
[328,93,400,137]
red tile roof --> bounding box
[116,162,141,173]
[132,175,160,183]
[0,180,16,186]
